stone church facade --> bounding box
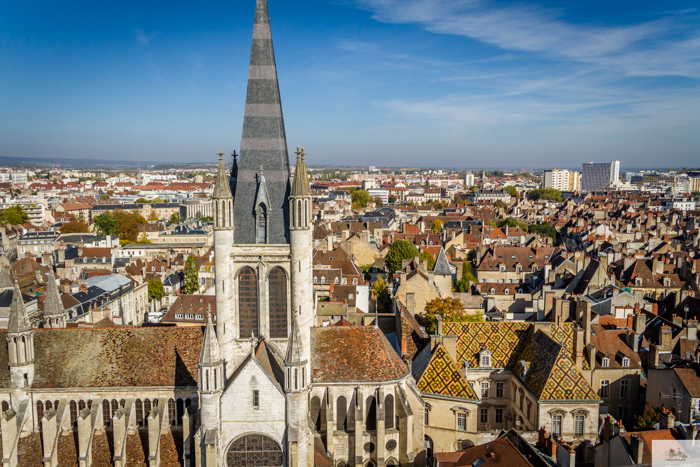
[0,1,426,466]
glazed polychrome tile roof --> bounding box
[415,344,478,401]
[442,322,598,401]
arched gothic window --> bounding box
[269,268,288,339]
[337,396,347,431]
[297,200,302,227]
[239,267,259,338]
[385,394,395,429]
[257,205,267,244]
[226,435,282,467]
[366,396,377,431]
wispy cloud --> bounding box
[133,28,158,47]
[353,0,700,78]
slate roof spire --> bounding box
[233,0,291,245]
[8,277,32,334]
[290,146,311,198]
[433,247,452,276]
[43,272,65,318]
[200,305,223,367]
[213,149,233,200]
[230,150,239,195]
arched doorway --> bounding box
[425,435,434,458]
[226,434,283,467]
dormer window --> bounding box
[602,357,610,368]
[499,264,505,272]
[489,288,496,295]
[504,288,510,295]
[479,350,492,368]
[622,357,630,368]
[635,278,642,286]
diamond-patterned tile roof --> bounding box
[417,344,478,401]
[442,322,599,401]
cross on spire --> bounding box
[218,148,224,159]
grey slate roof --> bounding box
[433,247,452,276]
[233,0,291,245]
[0,268,13,289]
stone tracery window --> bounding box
[226,434,283,467]
[239,267,259,338]
[268,267,288,339]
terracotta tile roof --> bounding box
[451,437,534,466]
[311,326,408,383]
[674,368,700,397]
[416,344,478,400]
[0,328,202,389]
[621,428,685,464]
[590,324,643,370]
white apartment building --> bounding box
[544,169,581,191]
[464,172,475,188]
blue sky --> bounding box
[1,0,699,169]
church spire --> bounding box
[233,0,291,245]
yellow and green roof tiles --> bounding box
[417,344,478,401]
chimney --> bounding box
[649,344,660,367]
[660,325,673,349]
[574,326,584,370]
[627,332,640,353]
[659,408,676,429]
[586,344,597,369]
[633,312,646,335]
[603,416,612,441]
[651,303,659,315]
[687,321,698,341]
[406,293,415,315]
[582,300,592,346]
[538,427,547,448]
[428,271,434,287]
[630,434,644,464]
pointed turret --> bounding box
[199,305,224,430]
[43,272,67,328]
[200,307,223,368]
[289,147,312,231]
[213,150,234,232]
[285,311,305,367]
[290,146,311,198]
[212,149,233,200]
[233,0,291,245]
[0,268,13,291]
[433,247,452,276]
[6,277,35,388]
[8,278,31,334]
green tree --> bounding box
[632,407,660,431]
[113,210,140,243]
[453,195,463,204]
[385,239,419,275]
[373,277,391,312]
[183,255,200,294]
[431,219,443,234]
[504,186,518,198]
[201,216,213,223]
[147,211,160,222]
[496,218,528,231]
[527,188,563,202]
[135,198,150,204]
[420,251,436,270]
[351,190,370,208]
[99,194,110,201]
[423,297,482,334]
[169,212,180,224]
[529,223,557,243]
[0,206,30,225]
[59,220,89,234]
[692,191,700,197]
[455,263,476,293]
[148,278,165,302]
[389,195,397,205]
[372,196,384,207]
[93,212,116,236]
